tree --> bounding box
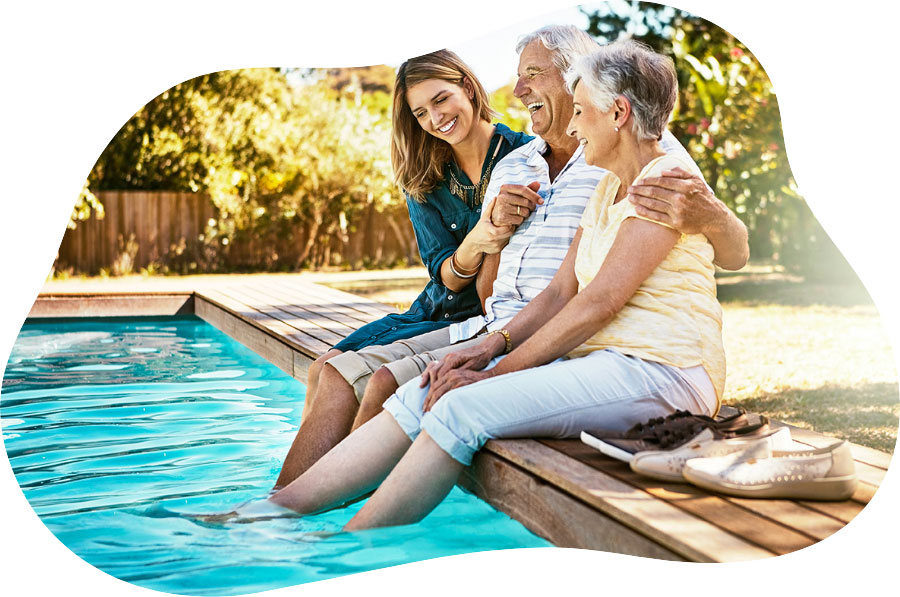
[581,2,853,277]
[80,67,409,271]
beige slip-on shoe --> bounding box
[629,426,794,482]
[682,440,858,501]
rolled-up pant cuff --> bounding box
[421,413,478,466]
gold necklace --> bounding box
[448,137,504,208]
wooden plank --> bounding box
[212,286,348,347]
[234,283,361,337]
[247,280,382,330]
[797,500,865,524]
[157,191,169,264]
[29,295,194,318]
[267,279,391,327]
[461,451,684,560]
[197,288,330,358]
[194,296,296,379]
[274,278,397,320]
[724,497,847,541]
[274,278,397,318]
[481,439,774,562]
[293,352,313,385]
[541,439,816,556]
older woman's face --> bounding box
[566,82,615,168]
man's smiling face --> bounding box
[514,40,575,149]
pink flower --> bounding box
[701,118,710,129]
[731,47,744,59]
[769,143,779,151]
[706,137,715,149]
[687,123,698,135]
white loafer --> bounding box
[682,440,858,501]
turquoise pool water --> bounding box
[1,316,549,595]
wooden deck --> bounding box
[29,276,890,561]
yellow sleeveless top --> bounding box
[569,155,726,405]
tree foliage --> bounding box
[85,68,406,270]
[582,1,852,277]
[74,6,851,278]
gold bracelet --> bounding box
[451,250,484,275]
[488,329,512,354]
[448,252,478,279]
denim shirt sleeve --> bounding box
[406,193,458,284]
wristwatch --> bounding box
[487,329,512,354]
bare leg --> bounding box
[273,362,358,489]
[344,431,463,531]
[269,411,412,514]
[300,348,342,421]
[351,367,399,431]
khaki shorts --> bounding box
[325,327,485,402]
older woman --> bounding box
[268,39,725,530]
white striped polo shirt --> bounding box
[449,130,698,343]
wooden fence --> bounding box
[54,191,419,275]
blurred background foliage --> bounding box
[70,1,852,279]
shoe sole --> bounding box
[581,431,636,463]
[628,462,686,483]
[683,469,858,501]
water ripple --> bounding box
[3,317,549,595]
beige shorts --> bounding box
[325,327,485,402]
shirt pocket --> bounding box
[439,208,477,243]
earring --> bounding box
[615,126,619,132]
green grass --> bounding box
[346,266,900,454]
[718,272,898,453]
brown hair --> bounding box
[391,49,495,202]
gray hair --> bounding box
[515,24,599,74]
[565,39,677,141]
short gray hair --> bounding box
[565,39,677,141]
[515,24,599,74]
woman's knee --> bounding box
[430,388,490,435]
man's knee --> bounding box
[362,367,400,408]
[309,349,341,384]
[306,362,359,417]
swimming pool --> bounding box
[1,316,550,595]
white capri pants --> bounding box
[383,348,717,466]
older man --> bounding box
[273,25,748,489]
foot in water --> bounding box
[187,498,297,525]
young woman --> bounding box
[332,49,531,354]
[279,51,531,487]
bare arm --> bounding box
[423,221,678,406]
[476,253,500,314]
[420,229,582,401]
[440,199,514,292]
[628,167,749,270]
[490,218,678,375]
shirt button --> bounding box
[444,313,450,319]
[391,326,397,331]
[450,223,457,230]
[448,294,454,300]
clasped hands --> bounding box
[418,335,504,413]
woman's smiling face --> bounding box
[567,81,615,168]
[406,78,476,145]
